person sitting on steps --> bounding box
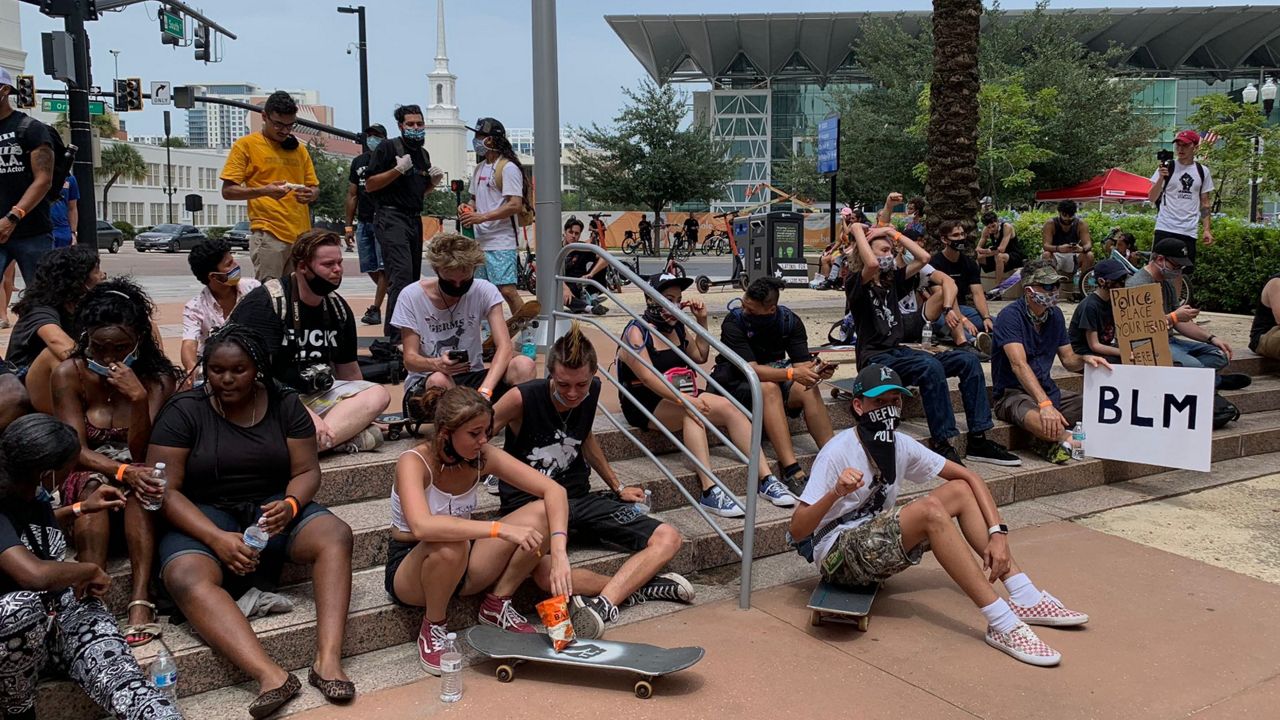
[181,237,261,388]
[791,363,1088,668]
[386,385,572,674]
[1040,200,1093,283]
[561,216,610,315]
[977,211,1024,289]
[1250,272,1280,361]
[491,324,695,640]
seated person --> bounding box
[0,363,28,434]
[492,325,693,639]
[619,273,791,517]
[388,386,572,673]
[0,414,182,720]
[894,230,973,346]
[1250,272,1280,360]
[1040,200,1093,279]
[149,324,357,717]
[1127,237,1248,390]
[846,223,1018,467]
[561,216,609,315]
[790,364,1087,668]
[928,220,995,355]
[1068,259,1128,360]
[50,278,178,648]
[977,211,1025,287]
[231,229,391,453]
[992,262,1112,465]
[181,237,261,387]
[709,277,835,495]
[1102,228,1138,267]
[812,208,857,290]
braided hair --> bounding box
[73,277,178,382]
[486,133,530,209]
[200,323,273,386]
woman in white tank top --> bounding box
[385,386,573,676]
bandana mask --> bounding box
[855,402,900,486]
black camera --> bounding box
[1157,149,1175,173]
[297,363,335,394]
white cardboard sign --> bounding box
[1082,363,1214,472]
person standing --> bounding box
[0,69,55,285]
[638,214,652,255]
[345,123,389,326]
[221,91,320,282]
[365,106,442,342]
[463,118,527,316]
[1148,129,1214,272]
[50,174,79,249]
[682,214,699,253]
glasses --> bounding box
[266,117,297,132]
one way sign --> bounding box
[151,81,171,105]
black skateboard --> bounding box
[375,412,416,441]
[807,579,880,631]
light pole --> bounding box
[337,6,370,149]
[1243,77,1277,223]
[108,49,120,84]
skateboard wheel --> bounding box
[810,610,822,627]
[634,680,653,699]
[388,428,401,441]
[857,616,869,632]
[496,664,515,683]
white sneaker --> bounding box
[985,621,1061,667]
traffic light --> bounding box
[14,75,35,109]
[118,77,142,112]
[113,78,126,111]
[194,23,210,62]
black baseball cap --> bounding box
[467,117,507,138]
[1093,258,1131,282]
[1152,237,1193,267]
[850,364,914,399]
[364,123,387,138]
[648,272,693,294]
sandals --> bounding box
[123,600,162,648]
[248,672,301,719]
[308,667,356,703]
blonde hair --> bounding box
[547,321,598,373]
[425,233,486,273]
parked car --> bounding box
[95,220,124,254]
[134,224,207,253]
[225,220,250,250]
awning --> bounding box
[1034,168,1154,204]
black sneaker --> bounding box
[965,434,1022,467]
[1218,373,1252,391]
[952,342,990,362]
[481,474,499,496]
[782,466,809,497]
[569,595,617,640]
[590,304,609,316]
[929,439,966,466]
[625,572,695,606]
[361,306,381,326]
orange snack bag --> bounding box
[536,595,576,652]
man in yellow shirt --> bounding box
[221,91,319,281]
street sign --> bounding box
[161,11,184,40]
[41,98,106,115]
[151,81,171,105]
[817,115,840,176]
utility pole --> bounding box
[109,48,119,84]
[338,6,370,148]
[62,0,97,243]
[164,110,174,223]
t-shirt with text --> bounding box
[390,279,503,384]
[0,499,64,595]
[847,268,914,365]
[500,378,602,512]
[228,275,358,390]
[1151,161,1214,238]
[0,111,52,239]
[469,159,523,251]
[347,152,376,222]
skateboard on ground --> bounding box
[465,624,704,699]
[807,579,880,631]
[482,300,542,362]
[806,346,857,400]
[374,412,415,441]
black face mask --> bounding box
[947,240,966,251]
[304,270,339,296]
[441,434,479,468]
[855,402,900,486]
[741,311,777,337]
[281,135,299,151]
[439,277,473,298]
[643,302,675,333]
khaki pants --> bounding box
[1256,326,1280,360]
[250,230,293,282]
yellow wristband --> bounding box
[1038,400,1053,409]
[490,521,501,539]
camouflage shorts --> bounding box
[820,507,929,587]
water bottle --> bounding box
[149,647,178,698]
[1071,422,1086,460]
[459,207,476,239]
[920,323,933,348]
[520,322,538,360]
[242,517,269,551]
[634,488,652,515]
[439,632,463,703]
[141,463,167,511]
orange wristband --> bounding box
[1168,312,1177,325]
[283,496,299,518]
[9,206,26,220]
[786,368,795,381]
[115,464,128,482]
[478,387,493,399]
[490,521,501,538]
[71,502,83,517]
[1038,400,1053,409]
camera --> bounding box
[1157,149,1175,173]
[297,363,335,394]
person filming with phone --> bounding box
[1148,130,1215,273]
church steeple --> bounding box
[434,0,449,73]
[426,0,458,121]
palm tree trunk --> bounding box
[102,174,119,220]
[926,0,982,239]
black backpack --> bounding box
[357,338,405,385]
[17,114,73,205]
[1154,161,1206,211]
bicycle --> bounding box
[621,229,646,256]
[699,230,730,256]
[587,212,611,247]
[517,242,536,294]
[1079,248,1191,307]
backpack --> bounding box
[1212,393,1239,430]
[357,339,405,385]
[18,114,73,205]
[493,157,536,227]
[263,278,350,374]
[1154,161,1206,211]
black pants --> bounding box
[1154,229,1197,275]
[377,206,424,340]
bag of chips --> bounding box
[535,595,576,652]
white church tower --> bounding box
[424,0,469,186]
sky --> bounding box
[16,0,1278,139]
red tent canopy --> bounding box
[1034,168,1153,205]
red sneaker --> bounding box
[477,595,536,633]
[1011,592,1089,627]
[418,622,449,676]
[985,621,1061,667]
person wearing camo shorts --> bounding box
[790,363,1089,667]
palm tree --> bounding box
[52,112,120,139]
[925,0,982,237]
[96,143,147,221]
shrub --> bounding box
[112,220,136,242]
[205,226,230,240]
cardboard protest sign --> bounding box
[1082,364,1213,472]
[1110,283,1173,366]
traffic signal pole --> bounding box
[63,0,98,243]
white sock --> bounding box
[980,598,1019,634]
[1003,573,1042,608]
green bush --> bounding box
[205,226,230,240]
[112,220,136,242]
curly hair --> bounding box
[394,105,424,124]
[425,233,485,273]
[290,228,342,268]
[1,413,79,485]
[73,277,178,382]
[188,237,232,285]
[200,323,273,384]
[546,321,598,374]
[263,90,298,117]
[12,245,100,317]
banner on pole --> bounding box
[1082,364,1214,472]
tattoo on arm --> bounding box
[1200,206,1211,219]
[31,146,53,176]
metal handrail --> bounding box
[552,242,763,609]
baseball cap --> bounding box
[1174,129,1201,146]
[1024,265,1066,286]
[364,123,387,137]
[0,69,11,88]
[849,364,914,399]
[467,117,507,138]
[839,206,853,218]
[1152,236,1193,266]
[1093,258,1130,282]
[648,272,693,294]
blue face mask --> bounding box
[366,137,382,151]
[87,346,138,377]
[403,128,426,142]
[473,136,490,154]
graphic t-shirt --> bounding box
[897,264,935,316]
[991,298,1068,403]
[347,152,376,222]
[469,159,523,251]
[1151,161,1214,237]
[500,378,602,512]
[928,251,982,306]
[0,499,64,595]
[0,111,52,239]
[389,279,503,383]
[710,306,810,386]
[1068,293,1116,356]
[50,174,79,241]
[367,138,432,212]
[220,132,318,244]
[228,275,358,389]
[846,268,913,365]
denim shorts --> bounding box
[475,249,518,286]
[356,221,383,274]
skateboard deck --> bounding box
[807,580,880,631]
[374,412,415,441]
[466,624,704,698]
[482,300,542,361]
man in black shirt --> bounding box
[847,223,1019,467]
[345,123,389,327]
[0,69,55,285]
[492,326,692,640]
[1251,273,1280,360]
[682,214,699,252]
[561,216,608,315]
[1068,258,1127,360]
[638,214,652,255]
[709,277,834,495]
[230,229,390,453]
[929,220,995,357]
[365,105,442,341]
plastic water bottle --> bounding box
[439,632,463,703]
[1071,422,1086,460]
[242,517,269,551]
[634,488,652,515]
[521,322,538,360]
[920,323,934,348]
[149,647,178,698]
[141,463,167,511]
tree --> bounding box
[1186,94,1280,216]
[574,81,738,222]
[771,151,828,207]
[95,143,146,221]
[306,141,349,223]
[160,137,188,148]
[53,111,120,139]
[925,0,983,234]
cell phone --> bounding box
[447,350,469,363]
[282,182,307,191]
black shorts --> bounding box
[452,369,513,400]
[384,537,472,607]
[980,247,1024,272]
[708,376,803,419]
[567,491,663,552]
[900,306,925,343]
[620,384,663,431]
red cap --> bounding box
[1174,130,1201,145]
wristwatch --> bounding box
[4,212,19,224]
[988,524,1009,536]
